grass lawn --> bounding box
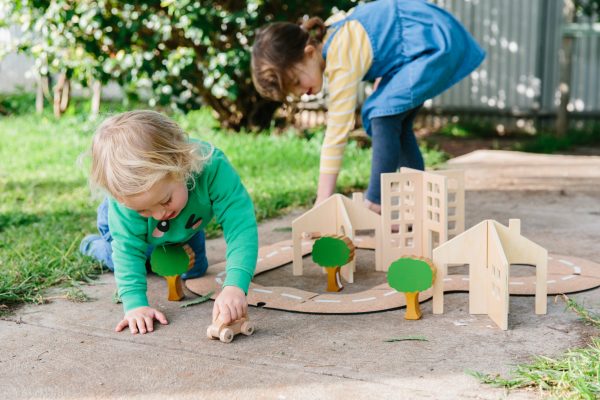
[1,98,597,399]
[473,296,600,399]
[0,104,446,311]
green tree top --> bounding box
[150,246,190,277]
[312,236,353,269]
[387,257,434,293]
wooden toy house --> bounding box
[292,193,382,283]
[432,219,548,330]
[379,168,465,271]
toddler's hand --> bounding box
[115,306,168,334]
[213,286,247,325]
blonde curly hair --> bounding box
[89,110,212,199]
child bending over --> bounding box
[252,0,484,212]
[81,110,257,334]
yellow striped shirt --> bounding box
[320,20,373,174]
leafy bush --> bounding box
[2,0,358,129]
[0,90,36,115]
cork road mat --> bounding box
[185,238,600,314]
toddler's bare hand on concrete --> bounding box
[115,306,168,334]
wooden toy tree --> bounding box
[387,257,436,320]
[312,235,355,292]
[150,245,194,301]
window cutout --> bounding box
[391,210,399,220]
[430,230,440,252]
[427,210,433,220]
[448,221,456,230]
[434,212,440,222]
[434,184,440,193]
[405,237,414,247]
[405,194,414,205]
[435,198,440,207]
[404,210,414,220]
[406,224,413,233]
[391,196,400,206]
[427,196,432,206]
[427,182,432,191]
[355,229,375,237]
[447,263,468,275]
[449,207,456,216]
[391,182,400,193]
[448,192,456,203]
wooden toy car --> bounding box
[206,315,255,343]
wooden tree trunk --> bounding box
[165,275,185,301]
[326,267,343,292]
[404,292,422,320]
[90,80,102,117]
[556,0,576,138]
[35,75,51,114]
[36,76,44,114]
[53,73,70,117]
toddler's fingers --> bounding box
[228,303,240,323]
[129,318,139,334]
[144,316,154,332]
[115,319,129,332]
[219,304,232,324]
[135,316,147,334]
[234,302,244,321]
[212,302,220,323]
[154,310,168,325]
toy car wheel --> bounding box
[219,328,234,343]
[241,321,255,336]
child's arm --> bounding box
[108,199,167,333]
[204,149,258,323]
[316,20,372,204]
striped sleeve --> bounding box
[320,20,372,175]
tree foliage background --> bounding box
[1,0,358,130]
[1,0,598,131]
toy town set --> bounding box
[160,167,600,336]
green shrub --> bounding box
[2,0,359,130]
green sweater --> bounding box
[108,145,258,312]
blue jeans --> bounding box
[81,198,209,280]
[365,106,425,205]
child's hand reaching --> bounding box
[213,286,247,325]
[115,306,169,334]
